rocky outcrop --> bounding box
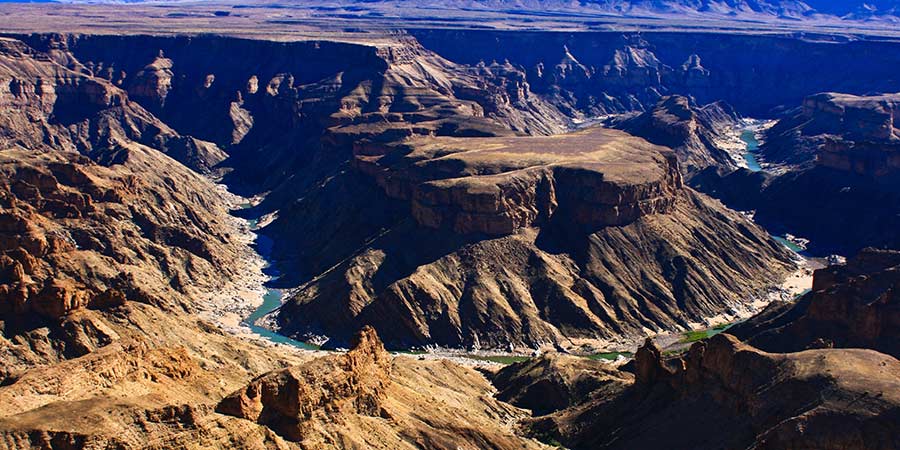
[0,38,249,382]
[762,92,900,173]
[127,52,173,111]
[276,127,793,350]
[217,326,391,441]
[528,334,900,450]
[610,95,741,174]
[354,128,682,235]
[730,248,900,358]
[492,352,632,415]
[517,246,900,449]
[217,327,543,449]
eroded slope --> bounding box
[277,127,794,350]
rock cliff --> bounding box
[526,334,900,449]
[609,95,741,174]
[0,37,252,382]
[411,30,900,117]
[276,127,793,350]
[692,92,900,255]
[502,248,900,449]
[730,248,900,358]
[217,327,543,449]
[763,92,900,175]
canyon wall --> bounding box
[410,30,900,117]
[0,32,806,350]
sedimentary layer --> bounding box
[277,127,793,350]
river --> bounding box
[240,208,319,350]
[740,129,763,172]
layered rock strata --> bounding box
[277,127,794,350]
[354,127,683,235]
[525,334,900,449]
[730,248,900,358]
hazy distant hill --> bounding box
[33,0,900,22]
[342,0,900,22]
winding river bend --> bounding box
[242,214,319,350]
[739,126,811,255]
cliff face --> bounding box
[0,38,258,382]
[217,326,394,442]
[217,327,542,450]
[354,128,683,235]
[692,92,900,255]
[276,127,792,350]
[764,92,900,175]
[609,95,741,174]
[730,248,900,358]
[410,30,900,117]
[525,334,900,450]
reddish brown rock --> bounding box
[730,248,900,358]
[217,327,391,441]
[529,334,900,450]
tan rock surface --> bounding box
[279,127,794,350]
[218,327,545,449]
[527,334,900,450]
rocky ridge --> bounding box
[609,95,742,174]
[519,334,900,449]
[763,92,900,174]
[277,126,794,350]
[492,352,632,416]
[217,326,543,449]
[0,37,257,382]
[730,248,900,358]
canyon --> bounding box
[691,92,900,254]
[499,249,900,450]
[0,1,898,449]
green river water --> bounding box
[740,129,763,172]
[240,209,319,350]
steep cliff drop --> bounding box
[691,92,900,255]
[275,126,794,350]
[498,250,900,449]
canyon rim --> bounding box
[0,1,898,450]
